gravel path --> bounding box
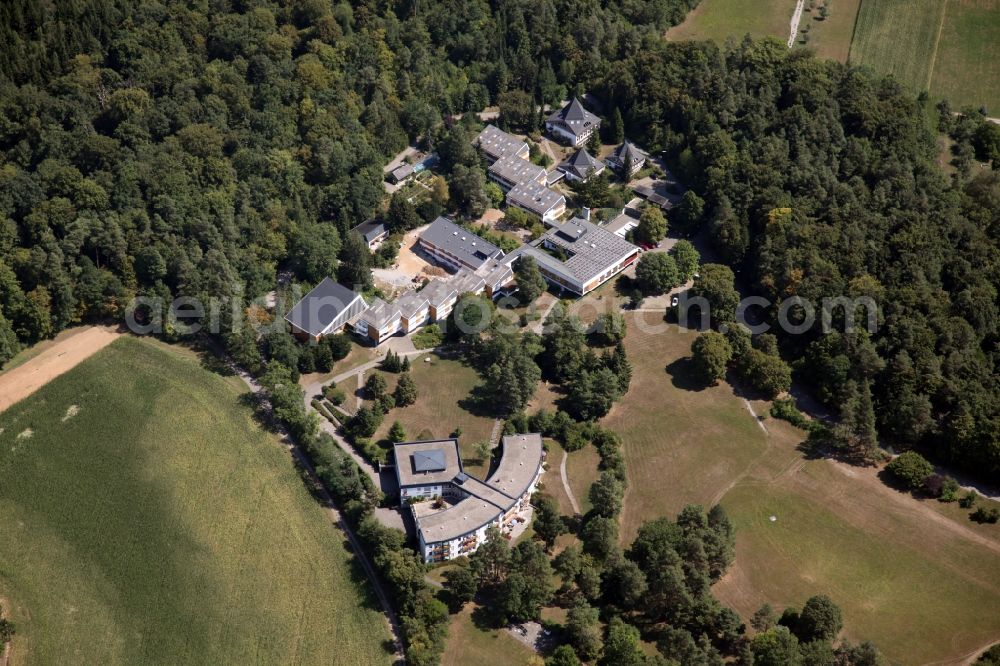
[560,450,581,514]
[787,0,805,48]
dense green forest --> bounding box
[591,39,1000,479]
[0,0,997,488]
[5,0,994,662]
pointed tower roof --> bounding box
[546,98,601,140]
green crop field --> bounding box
[0,337,391,665]
[606,313,1000,664]
[929,0,1000,113]
[848,0,947,93]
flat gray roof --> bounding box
[484,434,545,499]
[475,124,529,161]
[395,439,463,487]
[419,217,502,270]
[395,290,430,318]
[361,297,400,329]
[489,154,546,186]
[284,278,365,337]
[420,279,458,308]
[506,181,565,216]
[415,497,502,543]
[512,218,639,289]
[410,432,545,544]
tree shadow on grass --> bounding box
[614,274,636,297]
[237,391,284,435]
[186,336,238,377]
[664,357,708,391]
[458,383,504,419]
[471,595,506,629]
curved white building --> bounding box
[393,434,545,562]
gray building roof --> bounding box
[557,148,605,180]
[420,279,458,309]
[284,277,366,337]
[413,449,447,472]
[511,218,639,291]
[488,154,546,187]
[485,434,545,499]
[608,141,647,171]
[404,432,545,544]
[506,180,565,218]
[546,98,600,140]
[351,219,388,245]
[414,497,503,543]
[361,297,401,329]
[395,439,463,487]
[395,290,430,318]
[419,217,503,270]
[390,163,414,182]
[475,124,529,162]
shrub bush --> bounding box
[971,507,1000,524]
[885,451,934,490]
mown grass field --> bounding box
[0,336,391,665]
[929,0,1000,112]
[605,312,1000,664]
[798,0,863,61]
[848,0,947,93]
[440,605,534,666]
[666,0,799,45]
[565,446,602,516]
[666,0,861,62]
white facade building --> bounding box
[393,435,545,562]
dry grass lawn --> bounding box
[372,355,496,477]
[797,0,863,61]
[666,0,799,44]
[566,446,602,516]
[441,605,535,666]
[606,312,1000,664]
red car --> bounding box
[639,242,657,251]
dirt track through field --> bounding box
[788,0,806,46]
[0,326,121,413]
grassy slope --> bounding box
[929,0,1000,112]
[848,0,946,92]
[606,314,1000,664]
[603,317,769,543]
[0,337,390,665]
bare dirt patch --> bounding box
[0,326,121,414]
[61,405,80,422]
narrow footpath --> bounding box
[229,359,406,664]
